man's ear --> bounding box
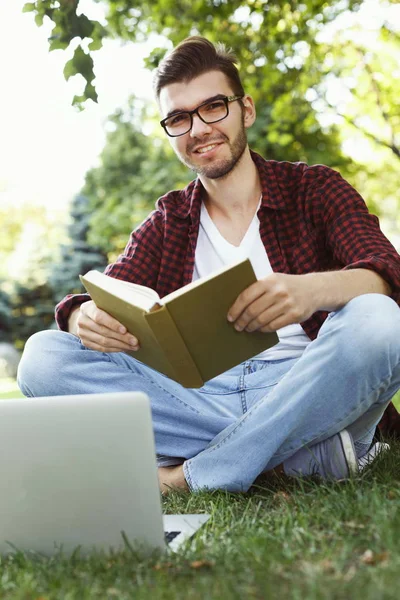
[242,95,256,129]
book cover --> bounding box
[80,260,279,387]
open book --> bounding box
[80,259,278,388]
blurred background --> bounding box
[1,0,399,391]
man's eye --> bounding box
[169,113,189,126]
[204,101,225,112]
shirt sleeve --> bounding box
[55,210,164,331]
[308,169,400,304]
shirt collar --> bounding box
[168,149,288,220]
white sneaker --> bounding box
[358,442,390,472]
[283,430,389,480]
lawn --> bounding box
[0,382,399,599]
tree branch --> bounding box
[335,109,400,159]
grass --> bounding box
[0,378,24,399]
[0,383,399,599]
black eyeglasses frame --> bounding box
[160,94,244,137]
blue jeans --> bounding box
[17,294,400,492]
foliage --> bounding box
[0,203,66,347]
[23,0,107,106]
[308,17,400,228]
[1,195,107,349]
[49,194,108,302]
[0,203,62,283]
[23,0,362,107]
[0,286,12,342]
[10,281,57,350]
[82,99,191,258]
[315,23,400,162]
[22,1,362,167]
[22,1,400,221]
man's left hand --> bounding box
[227,273,318,333]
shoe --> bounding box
[358,442,390,472]
[283,430,389,480]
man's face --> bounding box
[159,70,254,180]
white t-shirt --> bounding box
[192,202,311,360]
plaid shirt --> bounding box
[56,151,400,336]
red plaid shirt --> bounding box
[56,151,400,334]
[55,151,400,436]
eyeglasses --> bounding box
[160,95,244,137]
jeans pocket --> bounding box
[244,358,298,390]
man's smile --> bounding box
[190,140,225,156]
[196,143,220,154]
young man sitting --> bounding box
[18,37,400,493]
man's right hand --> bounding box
[68,301,140,353]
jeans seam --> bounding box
[107,353,203,415]
[193,401,263,456]
[183,461,195,491]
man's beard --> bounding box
[180,120,248,180]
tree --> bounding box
[0,287,12,343]
[49,193,108,302]
[11,281,57,350]
[23,1,400,201]
[308,17,400,234]
[22,0,365,168]
[82,99,191,258]
[1,194,108,349]
[23,1,363,106]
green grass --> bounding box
[0,448,399,600]
[0,378,24,399]
[0,384,399,599]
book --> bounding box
[79,259,279,388]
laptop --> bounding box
[0,392,209,556]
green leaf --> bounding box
[22,3,36,13]
[63,45,94,83]
[76,14,95,39]
[63,56,76,81]
[35,13,44,26]
[88,37,103,51]
[84,82,98,103]
[48,36,70,52]
[72,95,86,110]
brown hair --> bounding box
[153,36,245,99]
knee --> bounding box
[333,294,400,364]
[17,330,76,396]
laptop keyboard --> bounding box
[165,530,181,544]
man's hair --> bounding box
[153,36,245,99]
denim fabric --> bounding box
[18,294,400,492]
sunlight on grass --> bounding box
[0,378,23,399]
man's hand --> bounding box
[227,268,391,333]
[227,273,318,333]
[69,301,140,353]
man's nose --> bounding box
[190,114,212,137]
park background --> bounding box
[1,0,400,380]
[1,3,400,598]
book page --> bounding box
[81,271,160,312]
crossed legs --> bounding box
[18,294,400,492]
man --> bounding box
[18,37,400,493]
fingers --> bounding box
[227,275,306,333]
[78,327,139,353]
[77,302,140,353]
[227,280,266,323]
[81,301,127,335]
[236,302,284,332]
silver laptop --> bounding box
[0,392,209,556]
